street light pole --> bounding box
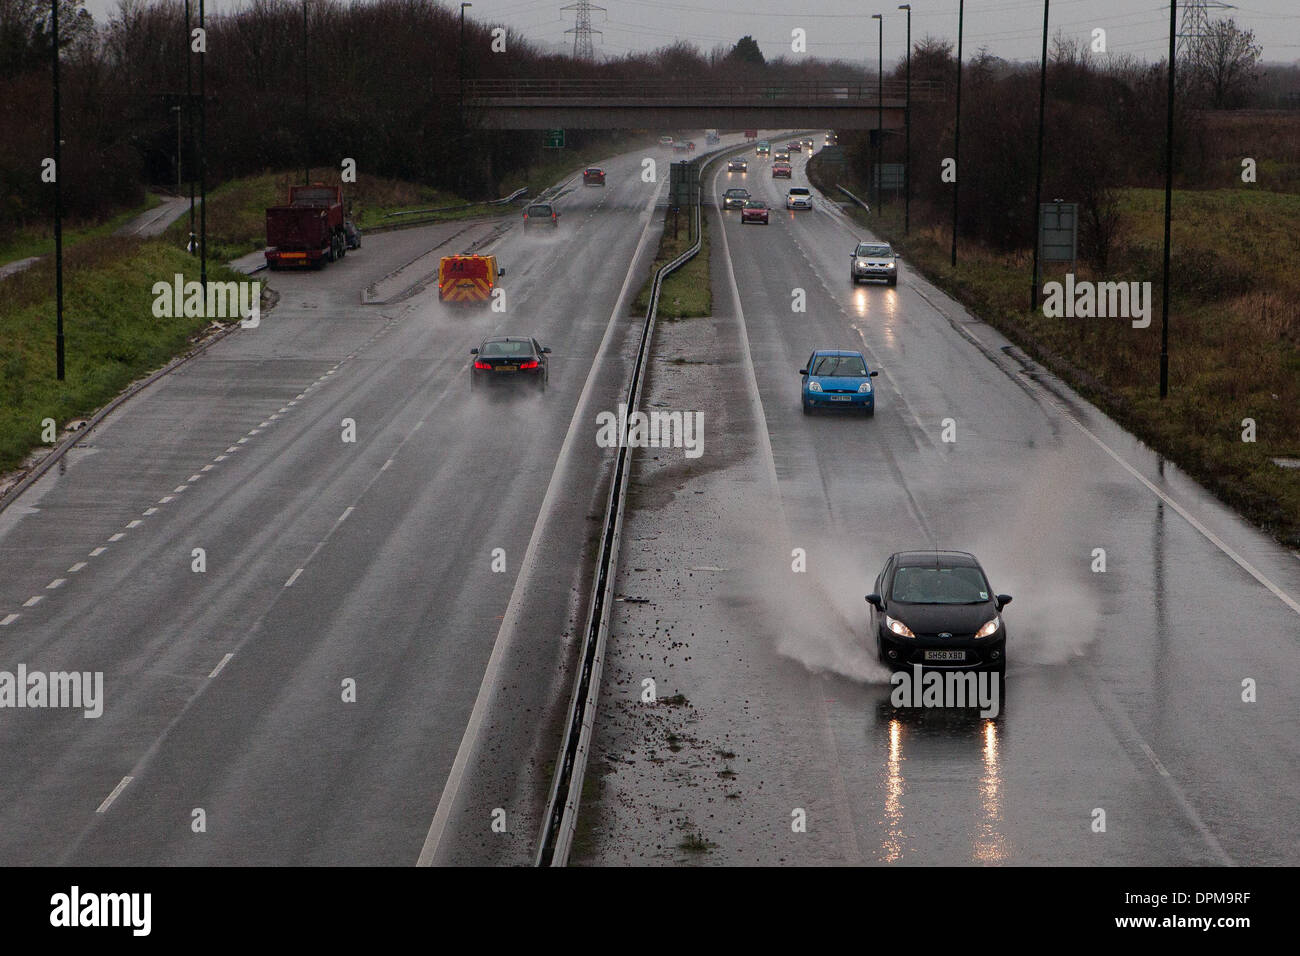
[1029,0,1050,312]
[51,0,64,381]
[303,0,309,184]
[951,0,964,267]
[185,0,195,254]
[1160,0,1176,398]
[199,0,207,293]
[872,13,883,211]
[460,3,472,119]
[899,4,911,234]
[172,105,182,189]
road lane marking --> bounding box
[126,519,142,528]
[89,547,106,557]
[159,496,174,504]
[208,653,234,679]
[337,507,353,523]
[201,464,214,472]
[143,508,158,516]
[188,474,201,482]
[96,776,133,813]
[0,614,18,626]
[108,533,125,542]
[46,579,66,589]
[22,595,42,607]
[226,446,239,453]
[284,568,303,587]
[173,485,188,493]
[67,562,87,573]
[381,458,394,472]
[237,438,248,444]
[214,456,226,462]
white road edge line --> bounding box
[284,568,303,588]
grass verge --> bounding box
[0,193,165,268]
[807,154,1300,546]
[0,237,249,476]
[631,206,711,319]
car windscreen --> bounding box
[856,244,892,257]
[726,190,747,196]
[890,566,990,604]
[480,341,533,358]
[789,189,810,195]
[811,355,867,377]
[743,201,766,208]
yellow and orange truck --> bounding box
[437,254,504,303]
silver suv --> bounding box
[851,241,899,286]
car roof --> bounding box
[811,349,866,358]
[481,336,534,344]
[892,550,981,568]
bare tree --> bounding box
[1189,17,1262,108]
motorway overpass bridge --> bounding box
[465,78,942,130]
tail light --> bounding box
[519,360,540,370]
[474,360,492,370]
[522,213,528,219]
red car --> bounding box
[772,162,793,178]
[741,200,770,224]
[583,167,606,186]
[787,142,802,152]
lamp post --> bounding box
[1160,1,1176,398]
[303,0,309,184]
[172,105,182,189]
[951,0,964,266]
[200,0,206,293]
[872,13,883,210]
[1029,0,1050,311]
[898,4,911,234]
[51,0,64,380]
[460,3,473,118]
[185,0,195,254]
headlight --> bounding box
[885,615,915,638]
[808,381,822,392]
[858,382,872,393]
[886,262,896,269]
[973,617,1001,639]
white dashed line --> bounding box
[258,422,270,428]
[248,430,261,436]
[237,438,249,444]
[201,464,214,472]
[288,401,298,407]
[381,458,394,472]
[143,508,158,516]
[226,446,239,453]
[173,485,188,493]
[214,456,226,462]
[68,562,87,573]
[108,533,126,542]
[284,568,304,588]
[159,496,174,504]
[126,519,142,528]
[89,547,106,557]
[0,614,19,626]
[46,579,66,589]
[295,394,305,400]
[337,506,354,523]
[23,596,43,607]
[96,776,133,813]
[277,408,288,414]
[208,653,234,679]
[188,474,201,482]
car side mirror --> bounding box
[996,594,1013,610]
[799,368,808,375]
[497,267,505,276]
[865,593,883,609]
[870,370,879,377]
[542,347,552,353]
[470,348,479,354]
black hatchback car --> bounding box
[470,336,550,391]
[866,551,1011,674]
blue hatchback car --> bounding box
[800,349,880,416]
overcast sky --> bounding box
[80,0,1300,66]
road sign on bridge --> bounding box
[543,129,565,148]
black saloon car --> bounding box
[470,336,551,391]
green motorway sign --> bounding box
[544,129,565,149]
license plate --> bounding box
[830,395,851,402]
[924,650,966,662]
[495,366,517,373]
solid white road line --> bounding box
[95,776,133,814]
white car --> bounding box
[851,240,899,286]
[786,187,813,210]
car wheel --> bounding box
[801,397,811,415]
[877,636,888,666]
[864,405,875,418]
